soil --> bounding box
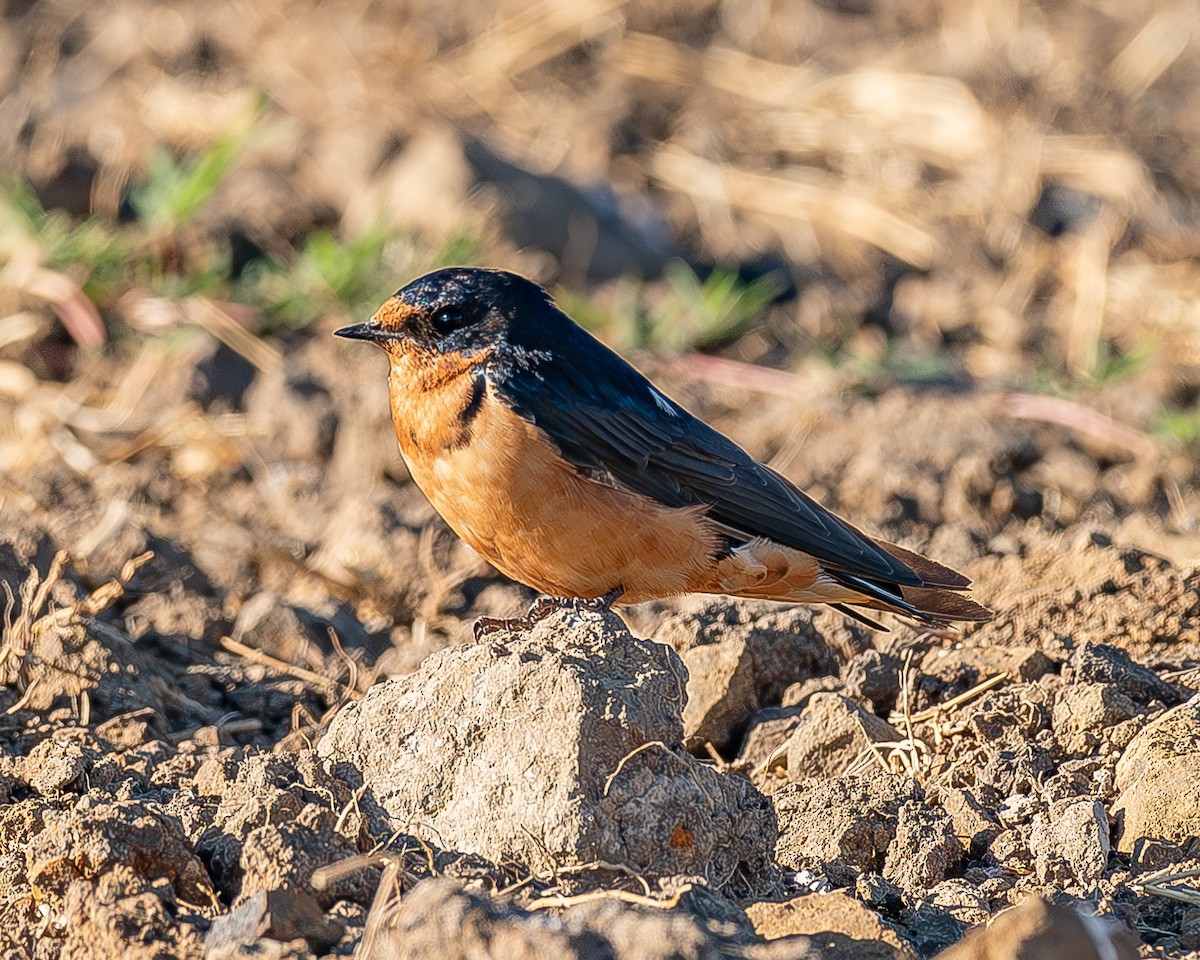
[3,1,1200,958]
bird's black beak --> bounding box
[333,323,399,344]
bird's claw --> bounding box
[472,588,623,646]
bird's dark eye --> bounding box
[430,305,469,333]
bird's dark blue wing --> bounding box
[490,329,922,587]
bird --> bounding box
[335,267,991,637]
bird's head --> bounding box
[335,268,563,370]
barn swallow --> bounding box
[335,267,991,637]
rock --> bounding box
[360,877,818,960]
[318,610,777,896]
[679,635,757,751]
[785,693,901,780]
[1070,643,1182,706]
[58,864,207,960]
[842,650,901,715]
[919,646,1053,708]
[1030,798,1110,888]
[205,889,342,953]
[1112,695,1200,853]
[19,737,97,796]
[774,772,919,885]
[658,599,837,752]
[781,676,842,707]
[985,829,1032,873]
[170,750,383,904]
[240,813,371,908]
[926,879,990,927]
[882,801,963,894]
[739,708,803,795]
[25,798,214,907]
[745,891,914,958]
[932,895,1138,960]
[896,902,964,956]
[1129,837,1189,873]
[854,873,904,914]
[965,685,1050,745]
[975,744,1052,797]
[738,707,803,776]
[1053,682,1142,734]
[937,788,1000,859]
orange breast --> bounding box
[386,355,721,603]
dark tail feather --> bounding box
[897,585,993,624]
[828,540,993,628]
[830,603,890,632]
[872,538,972,590]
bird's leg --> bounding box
[472,587,624,648]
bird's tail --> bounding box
[826,538,993,628]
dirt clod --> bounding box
[774,773,919,886]
[882,801,964,895]
[319,609,777,896]
[745,890,914,959]
[1029,798,1111,890]
[785,693,900,781]
[1112,695,1200,854]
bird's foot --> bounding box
[526,587,624,624]
[471,588,623,646]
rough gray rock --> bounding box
[1070,643,1182,706]
[937,788,1000,859]
[1030,798,1110,889]
[925,879,990,927]
[1112,695,1200,853]
[785,693,901,780]
[657,599,837,752]
[318,610,777,896]
[842,650,902,715]
[882,801,963,894]
[1052,682,1143,742]
[774,772,919,885]
[737,707,803,794]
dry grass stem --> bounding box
[528,883,693,911]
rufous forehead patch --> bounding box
[371,298,416,330]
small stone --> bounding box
[1071,643,1181,707]
[785,693,901,780]
[898,902,964,956]
[745,890,914,957]
[21,738,92,796]
[1052,683,1142,739]
[927,879,990,926]
[842,650,902,714]
[986,829,1032,872]
[205,888,342,952]
[1030,798,1110,889]
[938,788,1000,859]
[882,801,963,893]
[774,772,919,885]
[680,636,757,751]
[659,599,837,751]
[737,707,803,792]
[1130,837,1188,873]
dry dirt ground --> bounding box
[3,1,1200,958]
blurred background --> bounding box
[2,0,1199,666]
